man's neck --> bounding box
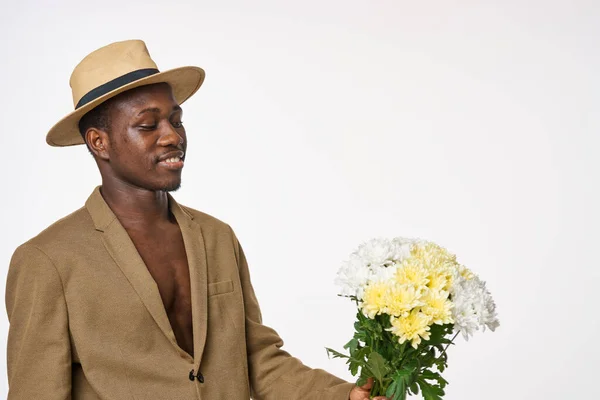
[99,182,173,230]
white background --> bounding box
[1,0,598,399]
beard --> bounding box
[161,180,182,192]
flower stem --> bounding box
[398,341,408,363]
[435,330,460,362]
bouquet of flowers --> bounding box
[326,238,499,400]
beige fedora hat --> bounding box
[46,39,205,147]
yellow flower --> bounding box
[395,261,429,288]
[384,283,424,317]
[387,309,432,349]
[421,289,454,325]
[426,267,453,292]
[457,264,475,280]
[361,281,389,318]
[410,242,457,269]
[403,242,458,291]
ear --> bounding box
[86,128,111,160]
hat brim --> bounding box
[46,66,205,147]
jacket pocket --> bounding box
[208,279,234,296]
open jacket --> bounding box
[5,186,354,399]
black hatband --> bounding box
[75,68,160,109]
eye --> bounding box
[171,120,184,128]
[139,124,157,131]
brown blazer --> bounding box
[5,186,354,399]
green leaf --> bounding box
[385,380,398,398]
[343,338,359,353]
[392,375,407,400]
[355,346,372,362]
[403,359,418,370]
[366,351,389,383]
[393,369,413,378]
[409,382,419,395]
[437,374,449,389]
[348,355,364,376]
[421,369,448,387]
[417,379,444,400]
[325,348,349,360]
[421,370,436,379]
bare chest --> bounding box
[127,227,194,357]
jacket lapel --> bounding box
[169,193,209,370]
[85,186,209,369]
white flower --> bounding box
[334,254,372,299]
[335,238,403,299]
[391,237,417,262]
[450,271,500,340]
[478,283,501,332]
[370,263,399,284]
[356,237,398,268]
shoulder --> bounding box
[178,204,237,236]
[15,206,95,257]
[179,203,230,230]
[8,207,94,283]
[176,203,242,248]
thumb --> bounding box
[359,377,374,390]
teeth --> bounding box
[165,157,181,163]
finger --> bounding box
[359,377,374,390]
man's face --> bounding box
[102,83,187,192]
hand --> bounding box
[349,377,389,400]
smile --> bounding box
[158,157,184,170]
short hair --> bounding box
[77,83,170,148]
[78,99,113,143]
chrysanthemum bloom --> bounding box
[420,289,454,325]
[361,281,390,318]
[410,242,456,267]
[384,283,424,317]
[388,309,432,349]
[395,261,430,288]
[426,266,454,292]
[356,238,399,267]
[456,264,475,280]
[450,271,499,340]
[334,254,372,299]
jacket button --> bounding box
[189,369,204,383]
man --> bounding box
[5,40,388,399]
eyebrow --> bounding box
[137,104,182,116]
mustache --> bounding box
[156,146,186,162]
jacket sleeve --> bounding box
[228,226,355,400]
[5,244,72,400]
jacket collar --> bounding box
[84,185,208,372]
[85,185,195,232]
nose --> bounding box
[157,121,184,147]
